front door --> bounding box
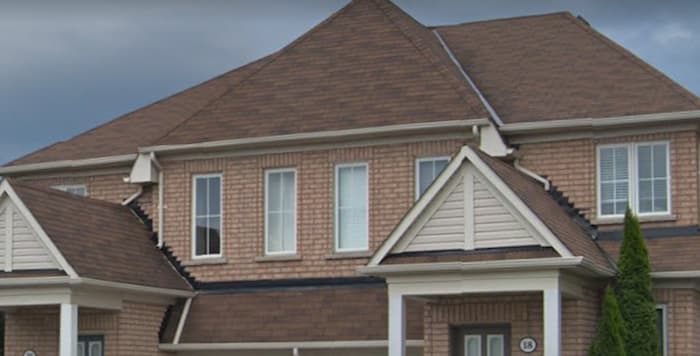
[453,325,510,356]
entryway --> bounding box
[452,325,510,356]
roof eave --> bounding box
[0,154,137,176]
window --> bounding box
[657,305,668,356]
[416,157,450,198]
[597,142,670,218]
[265,169,296,255]
[52,184,88,197]
[335,163,369,252]
[192,174,222,257]
[78,335,104,356]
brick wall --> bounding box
[518,130,699,229]
[561,287,601,356]
[19,170,138,205]
[655,288,700,356]
[4,301,170,356]
[161,139,466,281]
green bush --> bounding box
[589,286,626,356]
[616,208,659,356]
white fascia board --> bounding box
[651,271,700,279]
[500,110,700,134]
[140,119,490,155]
[0,154,137,176]
[359,257,615,277]
[160,340,425,351]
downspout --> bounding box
[173,297,193,345]
[122,185,144,206]
[150,152,165,249]
[514,159,551,191]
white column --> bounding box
[388,286,406,356]
[543,287,561,356]
[59,303,78,356]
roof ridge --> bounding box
[433,11,573,29]
[562,13,700,108]
[151,0,365,146]
[370,0,486,118]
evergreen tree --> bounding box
[589,287,626,356]
[616,208,659,355]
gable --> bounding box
[0,197,60,272]
[392,164,545,254]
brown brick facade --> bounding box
[161,139,467,281]
[518,130,699,229]
[4,302,171,356]
[655,288,700,356]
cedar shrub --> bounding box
[589,286,626,356]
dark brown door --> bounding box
[452,325,510,356]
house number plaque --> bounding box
[519,337,537,353]
[23,351,37,356]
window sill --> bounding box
[182,257,228,266]
[593,214,677,226]
[325,251,373,260]
[255,254,302,263]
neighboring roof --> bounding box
[161,284,424,344]
[8,180,191,291]
[435,12,700,124]
[598,234,700,273]
[369,146,613,271]
[7,54,274,166]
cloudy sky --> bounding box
[1,0,698,165]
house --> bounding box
[0,0,698,355]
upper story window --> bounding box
[597,142,670,218]
[193,174,222,258]
[265,169,297,255]
[52,184,88,197]
[335,163,369,252]
[416,157,450,198]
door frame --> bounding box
[451,324,511,356]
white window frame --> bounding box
[415,156,450,199]
[596,141,671,219]
[52,184,88,197]
[191,173,223,259]
[657,304,668,356]
[264,168,297,256]
[334,162,370,253]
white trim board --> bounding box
[160,340,425,351]
[368,145,573,266]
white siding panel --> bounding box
[11,210,58,270]
[473,178,538,249]
[404,178,465,252]
[0,207,5,269]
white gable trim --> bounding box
[368,146,573,266]
[0,180,79,278]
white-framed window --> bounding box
[192,174,222,258]
[78,335,104,356]
[52,184,88,197]
[335,163,369,252]
[416,157,450,198]
[657,304,668,356]
[597,142,670,218]
[265,168,297,255]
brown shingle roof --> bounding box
[474,150,613,270]
[10,181,191,291]
[153,0,486,146]
[436,12,700,124]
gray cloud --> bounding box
[0,0,698,164]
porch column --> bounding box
[388,286,406,356]
[59,303,78,356]
[543,287,561,356]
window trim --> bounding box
[657,304,668,356]
[415,156,450,200]
[334,162,370,253]
[78,334,104,356]
[264,168,298,256]
[596,141,671,219]
[191,173,224,260]
[52,184,88,197]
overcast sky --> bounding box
[1,0,698,165]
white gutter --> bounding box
[514,159,550,191]
[500,110,700,134]
[0,154,137,176]
[358,257,616,277]
[160,340,425,351]
[433,30,505,127]
[651,271,700,279]
[0,276,193,296]
[139,119,489,155]
[173,297,193,344]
